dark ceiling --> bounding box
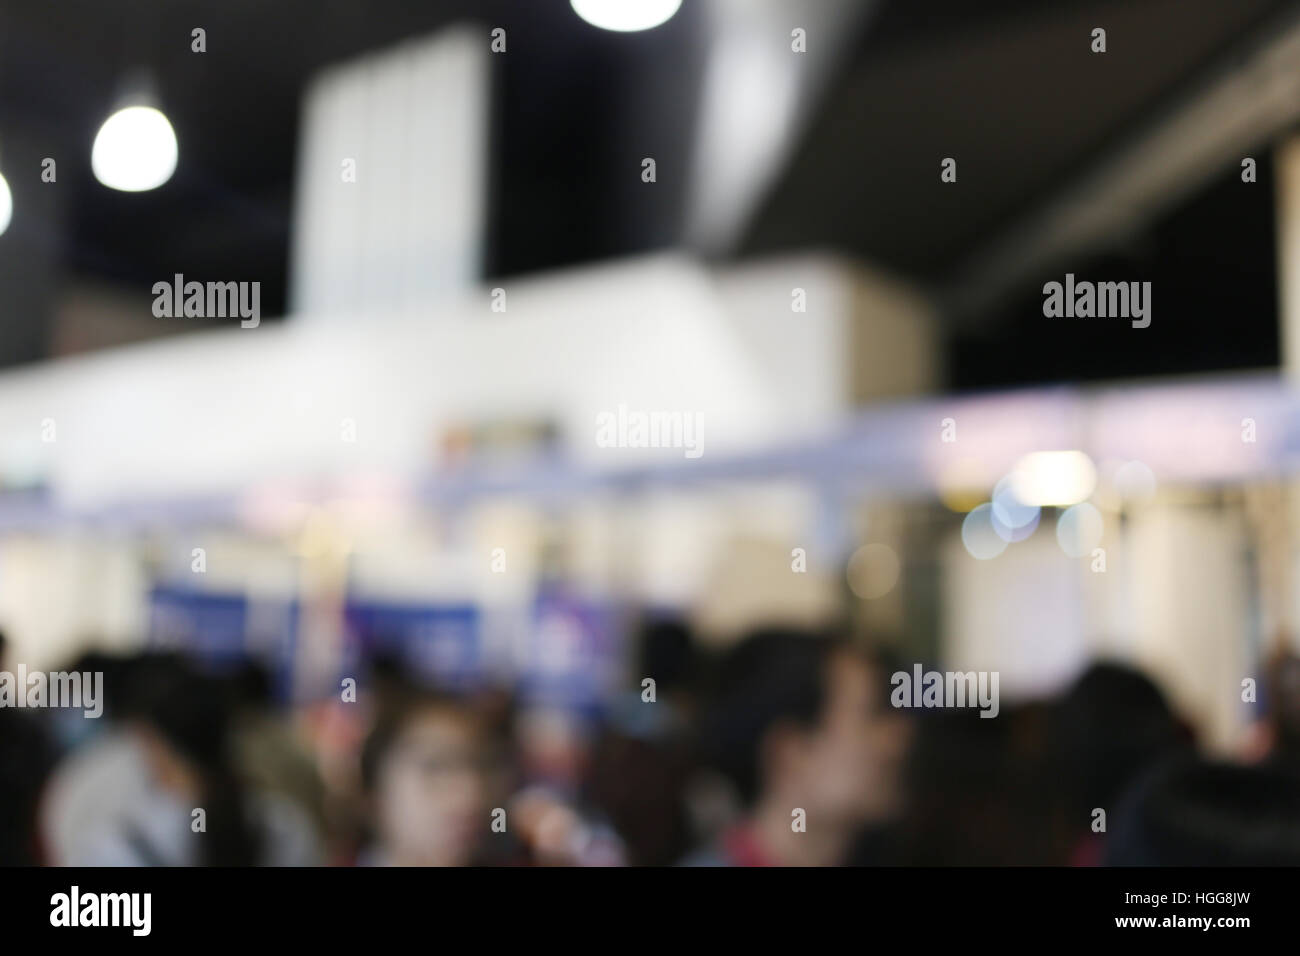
[0,0,1294,383]
[745,0,1291,277]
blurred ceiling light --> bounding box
[991,504,1039,543]
[990,473,1040,543]
[570,0,682,32]
[1008,451,1097,507]
[0,171,10,236]
[961,504,1008,560]
[92,106,178,192]
[991,474,1039,530]
[1056,502,1104,558]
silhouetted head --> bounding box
[1107,757,1300,865]
[133,659,260,866]
[1053,661,1190,818]
[1265,651,1300,761]
[635,615,696,697]
[228,658,276,712]
[699,629,908,826]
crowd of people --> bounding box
[4,622,1300,867]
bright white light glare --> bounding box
[962,504,1008,560]
[570,0,682,32]
[0,173,10,236]
[991,505,1039,543]
[92,106,178,192]
[1008,451,1097,507]
[991,475,1039,530]
[1057,503,1104,558]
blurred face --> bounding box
[777,652,911,824]
[375,707,488,866]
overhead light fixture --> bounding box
[1008,450,1097,507]
[570,0,682,32]
[0,171,11,237]
[92,72,178,192]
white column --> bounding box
[290,26,489,317]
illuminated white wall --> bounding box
[942,499,1253,750]
[0,255,911,509]
[0,534,146,669]
[942,529,1090,700]
[289,26,489,315]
